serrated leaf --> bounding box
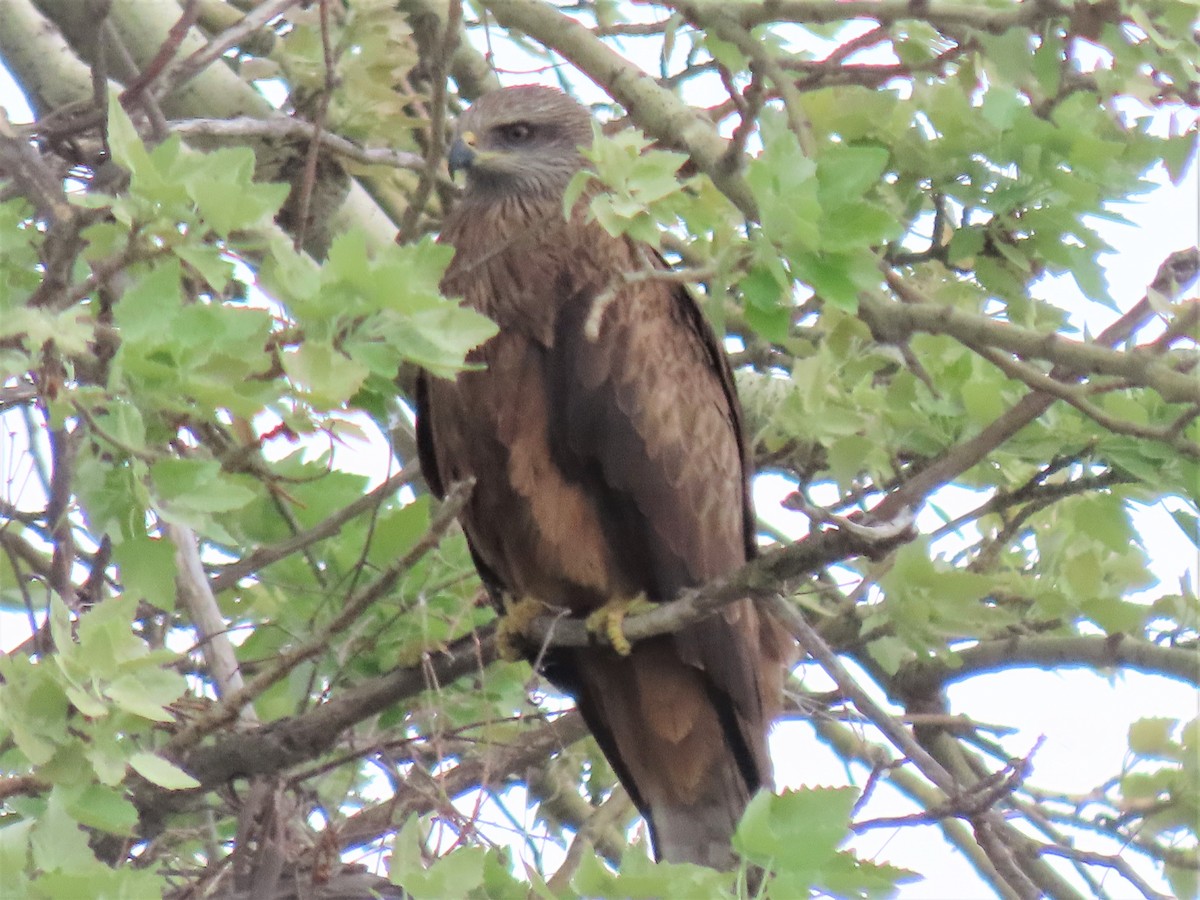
[391,305,498,378]
[734,786,857,870]
[182,147,289,237]
[282,342,370,408]
[74,595,145,678]
[1129,717,1178,758]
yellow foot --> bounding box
[585,595,652,656]
[496,596,549,662]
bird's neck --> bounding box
[439,190,600,343]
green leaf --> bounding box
[734,786,857,870]
[1166,860,1200,900]
[282,342,370,408]
[74,595,145,679]
[387,305,498,378]
[105,91,153,179]
[409,846,486,899]
[563,168,595,219]
[1169,508,1200,550]
[793,252,866,311]
[113,259,184,342]
[0,657,71,765]
[866,635,912,675]
[128,752,200,790]
[390,817,496,899]
[817,144,890,205]
[86,726,132,787]
[181,147,289,237]
[747,110,821,252]
[113,534,177,609]
[572,847,732,898]
[0,819,33,887]
[175,242,234,293]
[65,784,139,836]
[104,668,187,723]
[31,788,96,873]
[1129,718,1179,758]
[150,458,256,514]
[365,497,432,567]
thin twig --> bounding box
[120,0,202,104]
[164,478,473,756]
[209,464,418,592]
[292,0,336,251]
[169,116,424,169]
[156,0,306,103]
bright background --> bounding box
[1,15,1197,898]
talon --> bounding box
[497,596,548,662]
[585,595,650,656]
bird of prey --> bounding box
[415,85,790,869]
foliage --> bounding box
[0,1,1197,898]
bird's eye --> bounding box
[497,122,534,143]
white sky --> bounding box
[1,12,1199,898]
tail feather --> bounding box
[648,755,749,868]
[558,635,768,867]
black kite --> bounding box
[415,85,790,869]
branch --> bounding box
[163,479,474,756]
[673,0,1073,32]
[1035,845,1171,900]
[133,627,498,830]
[522,511,915,651]
[119,0,201,105]
[167,523,257,725]
[397,0,500,101]
[892,635,1200,700]
[335,710,590,850]
[529,766,631,871]
[764,595,1042,899]
[545,782,635,891]
[209,464,418,592]
[0,118,74,223]
[398,0,461,244]
[169,116,424,169]
[862,289,1200,405]
[155,0,307,104]
[965,338,1200,460]
[813,716,1014,895]
[874,248,1200,520]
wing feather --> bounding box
[543,263,773,792]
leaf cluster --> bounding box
[0,1,1197,898]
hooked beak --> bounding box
[447,132,476,180]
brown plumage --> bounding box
[415,85,790,868]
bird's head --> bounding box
[447,85,594,201]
